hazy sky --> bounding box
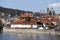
[0,0,60,13]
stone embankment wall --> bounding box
[3,28,60,35]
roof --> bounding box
[20,13,33,18]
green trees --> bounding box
[0,20,3,31]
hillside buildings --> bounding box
[0,7,59,29]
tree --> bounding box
[0,20,3,31]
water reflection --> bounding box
[0,32,60,40]
[0,33,3,40]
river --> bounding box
[0,32,60,40]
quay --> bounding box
[3,28,60,35]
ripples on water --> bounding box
[0,32,60,40]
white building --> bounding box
[11,24,37,29]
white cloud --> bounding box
[49,3,60,8]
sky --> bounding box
[0,0,60,14]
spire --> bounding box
[47,7,49,12]
[49,7,55,16]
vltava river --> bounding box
[0,32,60,40]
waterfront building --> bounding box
[10,12,58,29]
[11,13,37,29]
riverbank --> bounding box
[3,28,60,35]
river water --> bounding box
[0,32,60,40]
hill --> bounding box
[0,6,33,17]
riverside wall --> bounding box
[3,28,60,35]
